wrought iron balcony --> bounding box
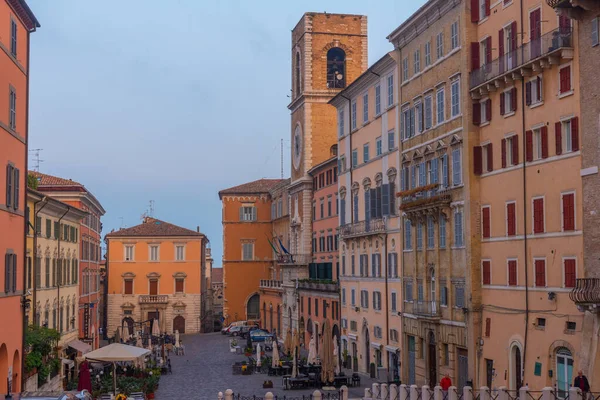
[297,279,339,293]
[339,218,386,239]
[139,295,169,304]
[403,301,441,318]
[569,278,600,310]
[277,253,313,266]
[399,184,452,216]
[470,28,573,91]
[259,280,283,289]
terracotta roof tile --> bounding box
[106,217,204,238]
[30,171,83,187]
[212,268,223,283]
[218,178,285,198]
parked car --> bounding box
[221,320,247,335]
[239,325,260,338]
[250,329,275,343]
[229,326,243,336]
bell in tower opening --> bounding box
[327,48,346,88]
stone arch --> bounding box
[330,144,338,157]
[326,47,346,88]
[339,186,347,199]
[387,167,398,184]
[374,173,383,187]
[12,349,20,393]
[362,177,372,190]
[0,343,7,393]
[245,293,260,321]
[173,315,186,334]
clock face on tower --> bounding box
[293,124,302,171]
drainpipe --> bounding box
[32,197,49,322]
[382,233,390,377]
[340,94,353,224]
[519,0,530,387]
[57,206,72,338]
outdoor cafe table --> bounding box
[333,375,350,388]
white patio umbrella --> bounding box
[333,339,340,375]
[152,319,160,336]
[307,335,317,364]
[257,343,262,367]
[291,346,298,378]
[271,339,280,368]
[175,330,180,348]
[147,334,152,351]
[136,336,142,348]
[84,343,150,395]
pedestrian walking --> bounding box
[167,358,172,374]
[180,341,185,355]
[574,370,590,399]
[440,374,452,391]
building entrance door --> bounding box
[173,315,186,334]
[428,332,437,386]
[408,336,416,385]
[457,348,468,390]
[352,342,358,372]
[556,348,573,399]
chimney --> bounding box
[197,226,200,233]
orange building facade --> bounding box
[31,172,105,349]
[0,0,38,394]
[105,217,209,335]
[219,179,285,326]
[469,0,583,390]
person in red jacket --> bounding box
[440,374,452,391]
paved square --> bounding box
[155,333,375,399]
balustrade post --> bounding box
[341,385,349,400]
[480,387,490,400]
[224,389,233,400]
[434,386,443,400]
[373,383,381,399]
[400,384,409,400]
[569,387,582,400]
[463,386,473,400]
[217,391,223,400]
[390,384,399,400]
[447,386,458,400]
[422,386,431,400]
[265,392,274,400]
[411,385,420,400]
[365,388,373,399]
[312,390,322,400]
[519,386,528,400]
[541,387,553,400]
[381,384,389,400]
[497,387,508,400]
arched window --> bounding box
[295,52,302,96]
[246,293,260,320]
[327,48,346,88]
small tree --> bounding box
[27,174,39,190]
[24,325,60,385]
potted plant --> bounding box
[244,346,253,357]
[342,349,349,368]
[263,380,273,389]
[144,375,159,399]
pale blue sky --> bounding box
[27,0,427,267]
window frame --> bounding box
[436,87,445,124]
[402,58,409,82]
[454,208,464,247]
[175,244,185,261]
[242,242,254,261]
[532,196,546,234]
[351,100,357,130]
[507,258,518,286]
[363,92,369,124]
[593,17,599,47]
[376,136,382,156]
[387,74,394,106]
[9,87,16,130]
[424,94,433,130]
[451,21,459,49]
[414,49,421,74]
[149,245,160,262]
[563,257,577,288]
[375,85,381,115]
[452,147,462,186]
[404,219,413,250]
[482,205,491,239]
[175,277,185,294]
[124,245,135,262]
[558,64,573,96]
[425,42,431,67]
[451,78,461,117]
[506,201,517,236]
[482,259,492,285]
[561,191,576,232]
[363,143,370,163]
[338,109,345,137]
[436,32,444,59]
[533,257,547,288]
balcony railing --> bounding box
[399,185,452,212]
[297,279,339,293]
[470,28,573,89]
[259,280,283,289]
[139,295,169,304]
[546,0,568,7]
[403,301,441,318]
[277,253,313,266]
[569,278,600,308]
[340,218,386,239]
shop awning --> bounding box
[61,358,74,367]
[67,340,92,354]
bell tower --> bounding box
[288,12,368,255]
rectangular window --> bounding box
[176,245,185,261]
[427,216,434,248]
[533,198,545,234]
[338,109,344,137]
[363,93,369,123]
[383,131,393,154]
[363,143,370,163]
[352,149,358,168]
[9,88,16,130]
[402,58,409,81]
[559,65,572,94]
[414,49,420,74]
[342,288,346,305]
[175,278,184,293]
[439,217,446,248]
[416,223,423,249]
[504,135,518,166]
[242,243,254,261]
[564,259,576,288]
[592,17,599,46]
[479,0,487,21]
[124,279,133,295]
[425,42,431,67]
[149,245,159,261]
[561,118,579,153]
[455,286,465,308]
[526,76,543,105]
[441,286,448,306]
[441,155,449,188]
[451,21,459,49]
[424,95,433,129]
[482,206,491,238]
[351,100,357,130]
[482,260,491,285]
[436,88,445,124]
[315,299,319,316]
[323,300,327,318]
[361,290,369,308]
[451,79,460,117]
[507,202,516,236]
[376,136,382,156]
[10,19,17,57]
[328,197,332,217]
[391,292,397,312]
[452,148,462,186]
[351,289,356,306]
[562,193,575,231]
[404,220,412,250]
[454,210,464,247]
[240,206,257,221]
[508,260,518,286]
[405,281,413,302]
[125,245,134,261]
[375,85,381,115]
[534,259,546,287]
[436,32,444,59]
[387,75,394,106]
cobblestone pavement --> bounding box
[155,332,375,400]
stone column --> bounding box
[411,385,420,400]
[422,386,431,400]
[372,383,380,399]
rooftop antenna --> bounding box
[149,200,155,217]
[29,149,44,172]
[119,217,124,229]
[280,139,284,179]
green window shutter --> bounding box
[46,219,51,238]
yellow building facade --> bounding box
[106,217,209,336]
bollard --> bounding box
[480,386,491,400]
[541,387,554,400]
[447,387,458,400]
[422,385,432,400]
[341,385,349,400]
[365,388,373,399]
[390,384,399,400]
[497,387,508,400]
[519,386,528,400]
[224,389,233,400]
[400,385,409,400]
[381,384,389,400]
[569,387,583,400]
[434,386,443,400]
[372,383,381,399]
[313,389,323,400]
[265,392,274,400]
[218,392,224,400]
[411,385,420,400]
[463,386,473,400]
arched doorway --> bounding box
[12,349,20,393]
[352,342,358,372]
[556,348,574,398]
[246,293,260,320]
[173,316,185,334]
[0,344,8,393]
[428,331,437,386]
[122,317,134,337]
[509,343,523,390]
